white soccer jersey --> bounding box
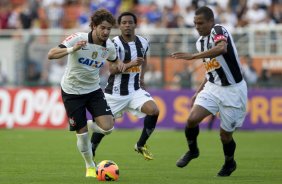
[59,32,117,94]
[196,24,243,86]
[105,35,149,96]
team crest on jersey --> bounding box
[92,52,98,59]
[101,49,108,58]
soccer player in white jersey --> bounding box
[171,6,247,177]
[89,12,159,160]
[47,9,117,178]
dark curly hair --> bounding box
[89,9,116,30]
[117,12,137,25]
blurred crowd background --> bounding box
[1,0,281,30]
[0,0,281,89]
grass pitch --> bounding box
[0,129,281,184]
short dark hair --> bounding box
[89,9,116,29]
[117,12,137,25]
[195,6,214,21]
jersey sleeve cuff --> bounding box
[107,56,118,62]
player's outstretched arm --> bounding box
[171,52,194,60]
[171,40,227,61]
[192,41,227,59]
[47,40,87,60]
[47,47,71,59]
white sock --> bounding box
[76,132,95,168]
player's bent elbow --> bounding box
[215,46,227,56]
[218,44,227,54]
[47,50,56,60]
[47,54,53,60]
[221,47,227,54]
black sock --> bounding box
[137,115,158,147]
[185,125,199,153]
[223,139,236,164]
[91,132,105,156]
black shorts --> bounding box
[61,88,113,131]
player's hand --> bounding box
[171,52,194,60]
[73,40,87,51]
[117,62,126,72]
[132,57,144,66]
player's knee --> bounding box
[95,125,114,135]
[102,126,114,135]
[220,132,232,143]
[142,101,159,116]
[150,107,159,116]
[145,106,159,116]
[88,120,114,135]
[187,116,199,127]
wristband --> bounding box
[67,47,74,54]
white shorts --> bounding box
[194,80,248,132]
[104,89,154,119]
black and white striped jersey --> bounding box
[105,35,149,95]
[196,24,243,86]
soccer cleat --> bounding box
[134,144,153,160]
[176,150,199,168]
[86,167,97,178]
[217,160,237,177]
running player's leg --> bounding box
[134,100,159,160]
[217,106,245,176]
[62,90,96,177]
[129,90,158,160]
[176,104,211,167]
[217,82,247,176]
[217,128,237,176]
[87,89,115,158]
[76,126,96,178]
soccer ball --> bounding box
[96,160,119,181]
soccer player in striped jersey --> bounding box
[89,12,159,160]
[171,6,247,176]
[47,9,117,178]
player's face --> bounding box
[194,14,214,36]
[119,15,136,37]
[93,21,113,43]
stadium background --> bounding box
[0,0,281,130]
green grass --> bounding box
[0,129,282,184]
